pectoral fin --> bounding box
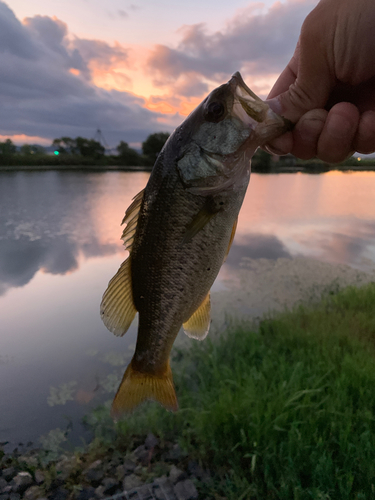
[100,257,137,337]
[183,292,211,340]
[182,209,217,244]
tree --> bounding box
[142,132,170,164]
[116,141,141,165]
[251,148,272,172]
[0,139,16,155]
[52,137,78,155]
[52,137,104,157]
[20,144,45,155]
[75,137,105,158]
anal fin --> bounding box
[100,257,137,336]
[183,292,211,340]
[111,359,178,419]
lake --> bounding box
[1,170,375,451]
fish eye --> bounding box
[205,101,225,122]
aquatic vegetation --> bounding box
[47,381,77,407]
[39,428,68,463]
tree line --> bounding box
[0,133,170,167]
[0,134,368,171]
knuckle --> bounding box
[287,82,315,113]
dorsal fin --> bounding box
[183,292,211,340]
[100,189,145,337]
[121,188,144,251]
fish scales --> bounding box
[100,71,291,417]
[131,160,247,374]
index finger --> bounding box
[267,40,300,99]
[267,64,298,99]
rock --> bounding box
[165,444,187,462]
[116,459,137,480]
[24,485,43,500]
[144,433,159,450]
[49,488,69,500]
[127,483,154,500]
[1,469,16,482]
[55,458,74,482]
[34,470,45,485]
[123,473,143,491]
[0,478,8,492]
[0,494,9,500]
[85,459,102,471]
[153,477,176,500]
[74,486,95,500]
[9,494,21,500]
[174,479,198,500]
[94,485,105,499]
[83,468,104,486]
[11,472,33,494]
[133,445,149,465]
[101,477,119,495]
[169,465,186,484]
[134,465,144,476]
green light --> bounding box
[54,151,59,155]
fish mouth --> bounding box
[230,71,293,143]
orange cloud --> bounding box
[0,134,52,146]
[144,94,202,116]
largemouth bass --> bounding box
[101,72,290,418]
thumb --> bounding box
[267,14,335,122]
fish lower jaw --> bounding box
[254,108,291,144]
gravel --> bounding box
[0,435,209,500]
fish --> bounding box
[100,71,291,419]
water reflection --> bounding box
[0,171,149,296]
[226,233,292,266]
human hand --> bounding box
[266,0,375,163]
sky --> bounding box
[1,0,319,149]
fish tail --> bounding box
[111,359,178,419]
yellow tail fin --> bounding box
[111,359,178,419]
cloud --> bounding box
[118,9,128,19]
[0,1,167,146]
[147,0,318,96]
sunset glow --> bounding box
[0,0,320,147]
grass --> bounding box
[83,283,375,499]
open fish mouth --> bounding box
[230,71,293,141]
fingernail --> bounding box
[265,97,282,115]
[264,144,287,156]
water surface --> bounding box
[1,170,374,450]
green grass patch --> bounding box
[85,283,375,499]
